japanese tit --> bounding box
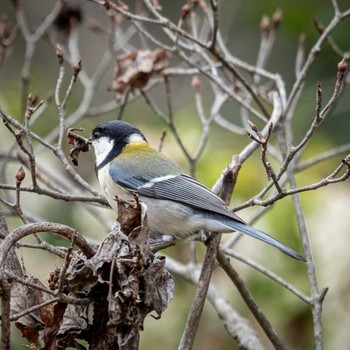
[91,120,305,261]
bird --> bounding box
[90,120,305,261]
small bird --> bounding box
[91,120,305,261]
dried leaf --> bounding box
[10,203,174,348]
[57,302,94,336]
[143,255,174,315]
[11,276,54,344]
[47,206,173,348]
[116,196,143,236]
[67,128,91,166]
[42,302,67,349]
[109,48,171,101]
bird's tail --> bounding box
[223,219,305,261]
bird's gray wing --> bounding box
[108,151,183,190]
[109,163,244,223]
[108,164,152,190]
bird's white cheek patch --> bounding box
[92,136,114,167]
[128,133,145,143]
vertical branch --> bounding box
[287,173,325,350]
[209,0,219,49]
[0,211,12,350]
[22,95,46,191]
[0,208,23,278]
[178,234,222,350]
[15,0,64,113]
[254,11,279,84]
[58,61,82,147]
[146,77,195,175]
[0,277,11,350]
[179,165,237,349]
[55,46,65,108]
[13,166,28,223]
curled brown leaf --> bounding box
[109,48,171,101]
[67,127,91,166]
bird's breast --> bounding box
[97,165,132,213]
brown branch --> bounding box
[4,271,55,297]
[217,252,286,350]
[57,234,75,295]
[313,16,345,57]
[0,222,95,268]
[178,233,222,350]
[235,63,349,212]
[0,277,11,350]
[248,121,283,194]
[0,183,107,206]
[315,81,323,121]
[9,297,59,322]
[2,1,350,348]
[0,205,24,279]
[209,0,219,49]
[296,143,350,171]
[234,154,350,210]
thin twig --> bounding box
[57,233,76,295]
[9,297,60,322]
[221,247,310,303]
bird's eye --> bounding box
[92,130,102,139]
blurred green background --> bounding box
[0,0,350,349]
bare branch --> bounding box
[0,222,95,267]
[0,277,11,350]
[221,248,310,304]
[217,252,286,350]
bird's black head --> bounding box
[91,120,147,169]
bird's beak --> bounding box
[87,137,93,144]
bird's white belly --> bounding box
[142,197,206,239]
